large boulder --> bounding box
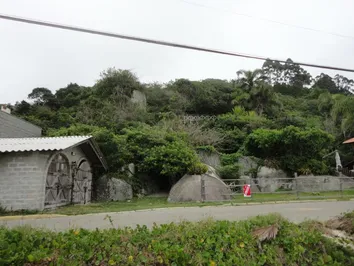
[131,90,147,109]
[198,150,221,169]
[256,167,288,192]
[239,167,288,192]
[238,156,258,176]
[168,166,232,202]
[96,176,133,201]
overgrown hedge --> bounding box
[1,214,353,265]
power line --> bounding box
[178,0,354,40]
[0,13,354,73]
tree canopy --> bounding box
[12,60,354,191]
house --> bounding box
[0,104,42,138]
[0,136,107,211]
[0,107,107,211]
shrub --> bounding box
[218,164,240,179]
[218,153,242,179]
[1,214,354,265]
[244,126,335,174]
[220,152,242,166]
[187,162,208,175]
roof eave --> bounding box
[64,136,108,170]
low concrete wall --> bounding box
[295,175,354,192]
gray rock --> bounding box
[168,165,232,202]
[238,156,258,176]
[238,167,287,192]
[131,90,147,109]
[96,176,133,201]
[198,151,221,169]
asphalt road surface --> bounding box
[1,201,353,231]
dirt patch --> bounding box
[326,215,354,235]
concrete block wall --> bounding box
[0,151,49,211]
[0,111,41,138]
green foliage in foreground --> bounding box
[1,214,353,265]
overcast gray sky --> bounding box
[1,0,354,104]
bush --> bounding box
[142,140,200,178]
[217,153,242,179]
[218,164,240,179]
[187,162,208,175]
[1,214,354,265]
[244,126,335,174]
[50,123,203,190]
[220,152,242,166]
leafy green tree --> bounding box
[94,68,142,101]
[333,74,354,94]
[48,124,129,173]
[11,62,354,190]
[55,83,92,108]
[244,126,334,175]
[283,58,312,88]
[12,100,31,116]
[313,73,338,93]
[262,59,284,85]
[145,83,188,115]
[262,58,311,89]
[169,78,234,115]
[142,140,201,187]
[28,87,58,109]
[121,125,203,188]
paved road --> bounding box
[1,201,353,231]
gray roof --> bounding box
[0,136,107,169]
[0,136,92,152]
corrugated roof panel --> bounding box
[0,136,92,152]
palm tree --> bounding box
[236,69,266,92]
[331,94,354,138]
[249,84,281,115]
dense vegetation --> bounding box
[1,213,354,265]
[7,59,354,191]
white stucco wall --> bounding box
[0,146,89,211]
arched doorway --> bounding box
[72,160,92,204]
[45,153,71,208]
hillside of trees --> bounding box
[8,58,354,192]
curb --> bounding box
[1,198,352,220]
[0,214,67,221]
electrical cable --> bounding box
[1,13,354,73]
[178,0,354,40]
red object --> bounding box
[243,184,251,197]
